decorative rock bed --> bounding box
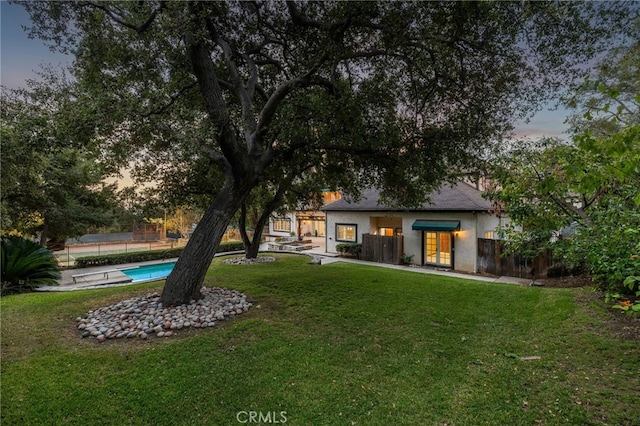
[223,256,276,265]
[76,287,252,342]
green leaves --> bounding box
[1,87,117,244]
[1,236,61,295]
[335,243,363,258]
[21,0,637,209]
[623,274,640,292]
[489,39,640,294]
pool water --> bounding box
[122,262,176,283]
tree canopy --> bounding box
[18,0,638,304]
[487,39,640,292]
[0,80,116,248]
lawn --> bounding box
[1,254,638,425]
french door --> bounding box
[424,231,452,267]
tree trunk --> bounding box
[161,7,277,304]
[238,201,268,260]
[39,223,49,247]
[238,202,255,258]
[161,178,254,306]
[244,237,261,259]
[239,178,293,259]
[246,206,274,259]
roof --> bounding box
[322,182,492,212]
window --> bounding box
[424,231,452,267]
[379,227,395,236]
[323,191,341,204]
[484,231,495,240]
[272,218,291,232]
[336,224,357,242]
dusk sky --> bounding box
[1,1,569,140]
[1,2,72,90]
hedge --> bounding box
[335,242,362,258]
[74,241,246,268]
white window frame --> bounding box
[336,224,358,242]
[272,217,291,232]
[424,231,452,267]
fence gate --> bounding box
[361,234,404,264]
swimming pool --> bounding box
[121,262,176,283]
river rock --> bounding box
[76,286,252,343]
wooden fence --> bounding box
[361,234,404,264]
[477,238,557,279]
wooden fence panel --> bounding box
[477,238,500,276]
[361,234,404,264]
[477,238,557,279]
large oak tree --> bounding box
[19,1,636,304]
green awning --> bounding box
[411,220,460,232]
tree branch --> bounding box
[203,15,259,154]
[200,145,231,173]
[183,14,239,166]
[242,53,259,101]
[257,74,336,148]
[583,188,603,210]
[286,1,323,29]
[82,1,164,34]
[140,82,197,117]
[546,192,594,226]
[529,162,594,226]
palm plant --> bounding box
[1,236,61,295]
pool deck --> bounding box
[37,258,180,291]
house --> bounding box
[323,182,505,273]
[267,191,341,240]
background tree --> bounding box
[114,186,146,235]
[487,40,640,293]
[1,83,117,249]
[486,137,600,255]
[20,1,637,305]
[165,207,203,239]
[237,168,335,259]
[564,39,640,137]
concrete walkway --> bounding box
[39,246,529,292]
[317,256,529,285]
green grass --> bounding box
[2,254,639,425]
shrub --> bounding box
[560,207,640,292]
[1,236,61,295]
[335,243,362,258]
[74,241,246,268]
[217,241,256,253]
[400,253,414,265]
[74,248,185,268]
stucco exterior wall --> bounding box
[268,212,296,239]
[325,210,502,273]
[325,211,372,250]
